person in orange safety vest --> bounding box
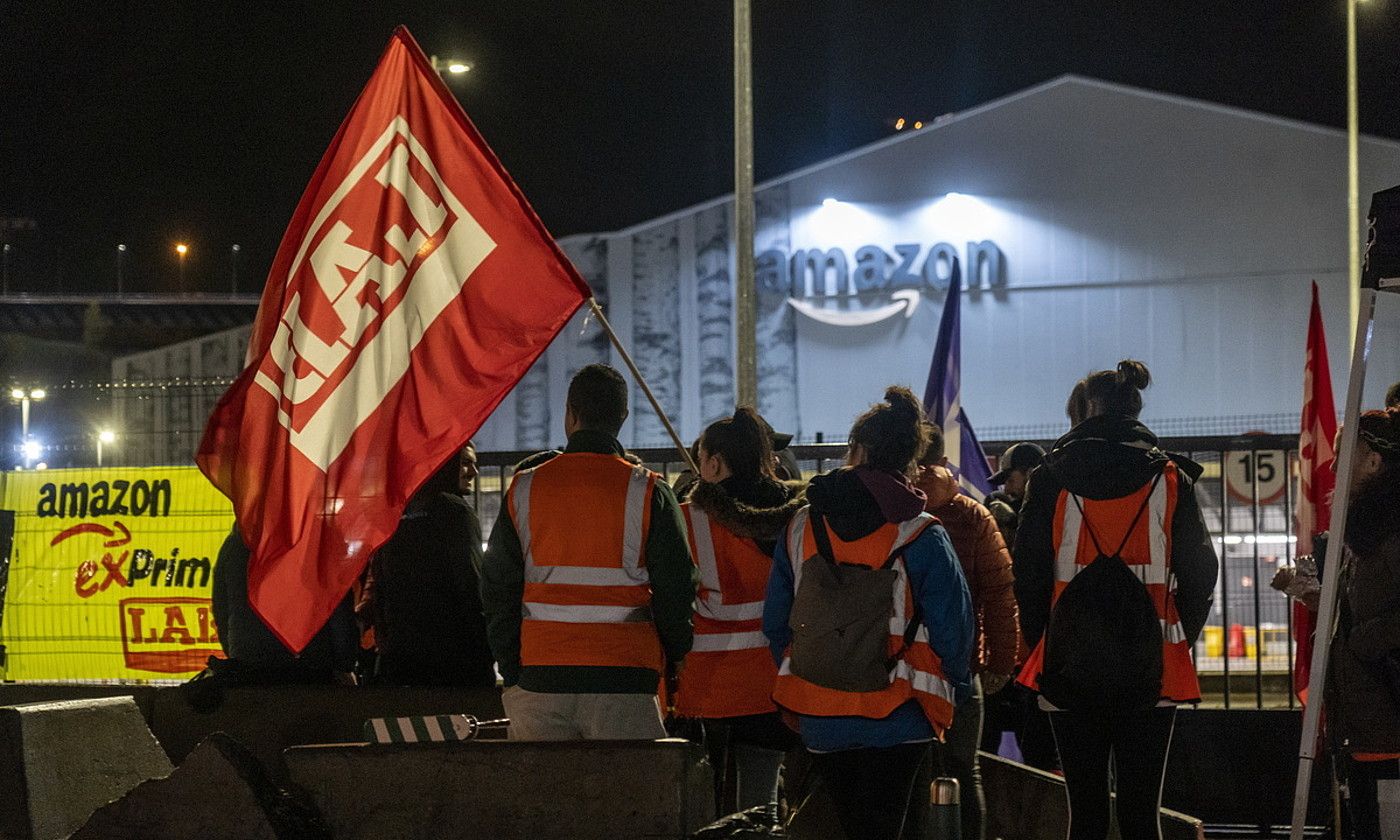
[764,386,973,840]
[480,364,696,741]
[1013,361,1218,840]
[675,407,805,817]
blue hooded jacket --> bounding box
[763,466,974,752]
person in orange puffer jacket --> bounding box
[906,421,1018,840]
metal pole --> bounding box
[231,244,240,293]
[20,397,29,442]
[116,246,124,295]
[1347,0,1361,346]
[97,437,103,468]
[733,0,757,408]
[586,298,700,474]
[1289,288,1378,840]
[3,243,10,295]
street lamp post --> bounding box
[11,387,45,467]
[2,243,10,295]
[734,0,757,408]
[231,244,240,293]
[97,429,115,468]
[117,243,127,295]
[1346,0,1365,345]
[175,242,188,292]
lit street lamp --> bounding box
[10,386,45,467]
[429,54,473,77]
[97,429,116,467]
[175,242,189,292]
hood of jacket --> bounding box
[1041,414,1203,499]
[689,478,806,542]
[1346,473,1400,556]
[807,466,927,542]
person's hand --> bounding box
[1271,566,1297,593]
[981,672,1012,696]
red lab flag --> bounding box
[1293,281,1338,703]
[197,27,590,651]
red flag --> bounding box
[1293,281,1338,702]
[197,27,590,651]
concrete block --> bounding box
[286,737,715,840]
[147,684,505,781]
[982,753,1203,840]
[70,733,329,840]
[0,696,173,840]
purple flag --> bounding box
[922,263,994,500]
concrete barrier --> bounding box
[148,684,505,781]
[982,752,1204,840]
[0,697,173,840]
[285,738,715,839]
[70,733,329,840]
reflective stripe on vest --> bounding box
[1021,462,1200,703]
[510,454,663,670]
[772,509,958,732]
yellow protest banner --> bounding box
[0,466,233,681]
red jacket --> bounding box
[917,466,1020,676]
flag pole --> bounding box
[587,297,700,475]
[1289,287,1378,840]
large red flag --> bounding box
[1293,281,1338,702]
[197,27,590,651]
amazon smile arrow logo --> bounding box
[787,289,922,327]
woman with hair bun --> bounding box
[675,407,805,818]
[764,386,973,840]
[1013,360,1219,840]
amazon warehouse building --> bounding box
[112,76,1400,712]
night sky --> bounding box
[2,1,1398,297]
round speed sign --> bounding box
[1223,447,1288,505]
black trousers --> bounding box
[1342,755,1400,840]
[1048,707,1177,840]
[811,742,927,840]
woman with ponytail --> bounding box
[764,387,973,840]
[1322,408,1400,840]
[1013,360,1218,840]
[675,407,805,818]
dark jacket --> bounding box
[211,526,358,675]
[1326,477,1400,755]
[919,466,1020,676]
[479,429,697,694]
[1012,415,1219,650]
[368,491,495,688]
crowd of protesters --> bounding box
[199,361,1400,840]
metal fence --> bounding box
[473,434,1306,711]
[5,384,1308,708]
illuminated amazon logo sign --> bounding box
[758,240,1006,327]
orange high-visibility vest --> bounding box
[675,503,778,718]
[509,452,664,672]
[1018,462,1201,704]
[771,507,959,736]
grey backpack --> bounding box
[788,512,920,692]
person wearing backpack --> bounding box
[764,387,974,840]
[1013,361,1218,840]
[675,407,805,819]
